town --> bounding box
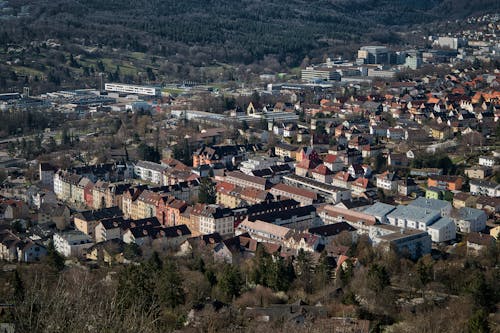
[0,12,499,333]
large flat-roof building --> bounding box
[105,83,161,96]
[369,224,431,259]
[301,67,341,82]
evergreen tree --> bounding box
[295,249,314,293]
[218,265,243,300]
[45,241,65,271]
[198,178,216,204]
[367,264,390,293]
[156,259,185,309]
[12,270,24,301]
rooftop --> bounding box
[387,205,440,224]
[408,197,451,212]
[362,202,396,217]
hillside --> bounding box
[0,0,498,92]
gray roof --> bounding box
[135,160,167,173]
[387,205,440,225]
[428,217,454,230]
[362,202,396,218]
[408,197,451,212]
[457,207,486,221]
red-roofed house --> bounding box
[323,154,344,172]
[311,164,333,183]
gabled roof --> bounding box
[308,222,356,237]
[271,183,317,200]
[312,164,332,176]
[76,206,123,222]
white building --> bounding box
[427,217,456,243]
[53,231,94,257]
[236,219,291,244]
[197,205,235,236]
[387,205,441,230]
[478,156,496,167]
[376,172,399,191]
[239,156,280,175]
[454,207,487,233]
[469,180,500,197]
[105,83,161,96]
[134,161,167,185]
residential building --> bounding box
[369,224,432,259]
[194,205,235,236]
[398,178,419,196]
[322,154,344,172]
[193,144,255,168]
[408,197,452,217]
[123,224,191,250]
[428,175,463,191]
[38,203,71,229]
[134,161,167,185]
[283,231,321,254]
[73,206,123,240]
[478,156,497,167]
[274,142,298,160]
[453,207,487,233]
[475,196,500,215]
[156,196,188,226]
[311,164,333,184]
[247,205,318,230]
[376,171,400,191]
[464,166,492,180]
[426,186,446,200]
[453,192,476,209]
[53,230,94,257]
[332,171,354,189]
[308,222,357,245]
[469,180,500,197]
[224,171,271,190]
[236,220,291,245]
[426,217,457,243]
[94,217,126,243]
[39,162,55,187]
[467,232,495,253]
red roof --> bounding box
[312,164,333,176]
[323,154,338,163]
[271,183,317,200]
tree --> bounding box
[45,240,65,271]
[198,178,216,204]
[314,251,334,290]
[218,265,243,301]
[367,264,390,293]
[374,153,386,173]
[138,143,160,163]
[156,259,185,309]
[123,243,142,260]
[468,309,490,333]
[295,249,314,293]
[11,270,24,301]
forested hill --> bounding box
[1,0,498,65]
